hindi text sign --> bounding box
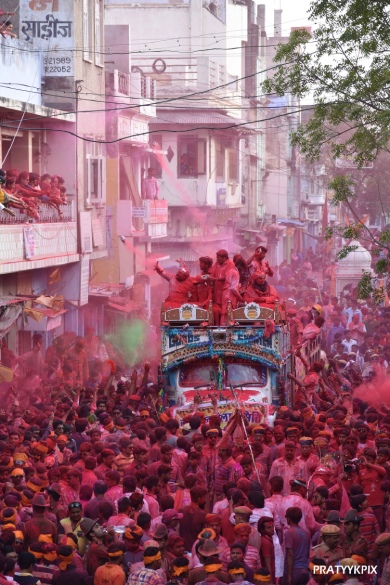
[20,0,74,77]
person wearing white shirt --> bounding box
[342,330,356,353]
[343,300,363,325]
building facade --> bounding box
[103,0,250,272]
[0,0,107,355]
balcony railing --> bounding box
[106,70,157,116]
[0,195,76,225]
[130,56,241,105]
[117,199,168,239]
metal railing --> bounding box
[0,194,76,225]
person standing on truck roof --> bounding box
[246,246,274,278]
[233,255,251,297]
[244,273,279,308]
[192,257,214,309]
[154,261,196,309]
[209,250,242,326]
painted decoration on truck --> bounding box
[176,401,266,428]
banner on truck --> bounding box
[176,402,266,429]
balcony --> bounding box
[117,199,168,239]
[0,195,78,273]
[129,56,242,108]
[0,195,76,225]
[302,193,325,206]
[106,70,156,117]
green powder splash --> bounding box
[106,319,158,366]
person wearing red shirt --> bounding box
[178,487,207,552]
[154,263,196,310]
[257,517,276,584]
[358,449,386,529]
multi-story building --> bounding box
[237,2,267,250]
[103,0,250,274]
[257,8,305,266]
[0,0,107,354]
[300,161,327,249]
[89,12,170,326]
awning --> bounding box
[89,284,126,298]
[0,296,30,307]
[0,305,23,339]
[152,246,200,263]
[33,308,67,319]
[23,308,67,332]
[107,300,145,314]
[151,111,256,132]
[152,111,245,126]
[277,219,307,228]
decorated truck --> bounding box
[159,300,295,427]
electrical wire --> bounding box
[0,37,317,55]
[0,104,315,144]
[0,83,317,120]
[6,17,316,55]
[0,54,325,125]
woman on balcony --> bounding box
[3,175,38,219]
[16,172,62,219]
[0,171,25,216]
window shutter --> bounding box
[198,139,206,175]
[83,0,91,61]
[228,149,238,182]
[94,0,102,66]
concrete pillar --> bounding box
[274,9,282,37]
[257,4,265,31]
[267,229,279,268]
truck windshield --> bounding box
[227,363,267,386]
[179,363,267,388]
[179,365,218,387]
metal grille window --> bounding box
[86,155,106,204]
[178,136,207,178]
[141,75,147,98]
[219,64,225,85]
[94,0,103,67]
[209,60,217,87]
[148,134,162,179]
[228,74,238,91]
[118,72,129,95]
[228,148,239,182]
[83,0,92,61]
[216,140,225,181]
[149,78,156,100]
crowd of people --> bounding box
[0,246,389,585]
[0,170,69,220]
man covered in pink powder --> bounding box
[154,261,196,309]
[246,245,274,277]
[244,272,279,308]
[209,250,242,326]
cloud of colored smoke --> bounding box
[106,319,158,366]
[353,370,390,408]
